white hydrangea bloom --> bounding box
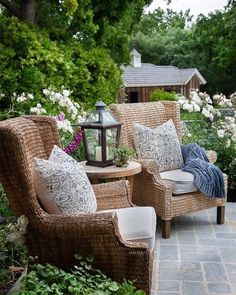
[16,92,34,103]
[209,113,214,121]
[178,99,185,105]
[182,103,193,112]
[202,108,210,118]
[213,93,233,108]
[30,104,47,115]
[28,94,34,100]
[43,89,51,96]
[192,101,201,112]
[16,93,27,103]
[199,92,212,104]
[191,90,202,106]
[56,119,73,133]
[217,129,225,138]
[213,94,221,101]
[62,89,71,97]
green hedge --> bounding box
[0,16,122,109]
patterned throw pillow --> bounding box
[133,119,183,172]
[34,145,97,214]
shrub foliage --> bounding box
[0,16,122,109]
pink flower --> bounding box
[55,112,65,122]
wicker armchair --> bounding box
[110,101,227,238]
[0,116,154,294]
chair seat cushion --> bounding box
[101,207,156,251]
[160,169,198,195]
[33,145,97,214]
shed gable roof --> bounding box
[122,63,207,87]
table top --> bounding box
[80,161,142,179]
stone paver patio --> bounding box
[151,202,236,295]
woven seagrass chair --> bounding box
[110,101,227,239]
[0,115,154,294]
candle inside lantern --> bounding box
[95,146,102,161]
[95,146,109,161]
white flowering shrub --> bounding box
[202,104,221,122]
[215,116,236,146]
[0,88,88,160]
[177,90,226,121]
[181,90,236,188]
[212,94,233,108]
[1,88,88,133]
[230,92,236,107]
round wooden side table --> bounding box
[80,161,141,197]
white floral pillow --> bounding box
[34,145,97,214]
[133,119,183,172]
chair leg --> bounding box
[217,206,225,224]
[161,219,171,239]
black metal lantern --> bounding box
[79,101,122,167]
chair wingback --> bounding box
[0,116,60,218]
[110,101,182,148]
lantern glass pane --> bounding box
[102,111,117,124]
[85,112,99,123]
[84,129,101,161]
[106,128,117,160]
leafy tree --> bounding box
[132,4,236,95]
[0,0,151,63]
[132,28,194,67]
[134,7,192,35]
[0,16,121,109]
[132,8,194,67]
[0,1,152,109]
[191,6,236,94]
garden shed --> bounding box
[121,49,207,103]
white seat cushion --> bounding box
[101,207,156,251]
[160,169,198,195]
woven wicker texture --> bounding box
[0,116,153,294]
[110,101,227,237]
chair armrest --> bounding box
[135,158,172,188]
[133,158,173,220]
[34,211,120,239]
[206,150,217,163]
[135,158,160,175]
[92,180,133,210]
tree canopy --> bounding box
[0,0,235,102]
[0,0,152,63]
[132,3,236,95]
[0,0,151,109]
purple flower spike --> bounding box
[63,128,83,154]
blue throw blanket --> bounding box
[181,143,225,198]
